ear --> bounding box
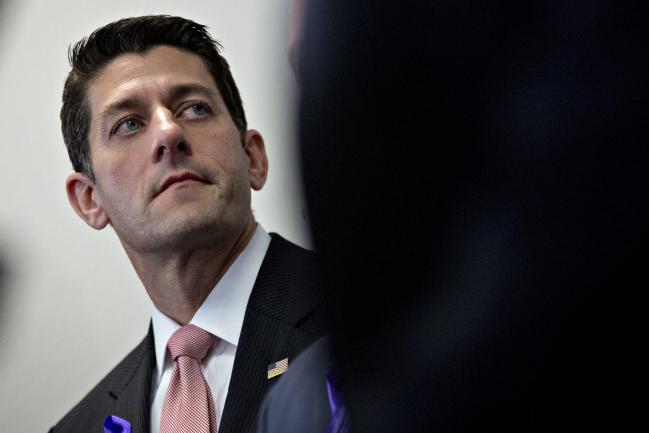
[243,129,269,191]
[66,173,110,230]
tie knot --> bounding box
[167,324,216,361]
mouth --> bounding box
[156,172,208,196]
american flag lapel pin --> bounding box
[267,357,289,379]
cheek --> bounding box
[95,138,149,179]
[192,129,245,169]
[93,152,146,205]
[101,160,136,190]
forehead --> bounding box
[87,45,219,115]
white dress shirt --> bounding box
[149,225,271,433]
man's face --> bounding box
[70,45,268,253]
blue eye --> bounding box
[181,103,210,119]
[113,118,142,136]
[124,119,141,131]
[190,105,206,116]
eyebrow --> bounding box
[167,83,219,103]
[96,83,220,135]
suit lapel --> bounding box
[97,235,322,433]
[218,234,325,433]
[106,325,156,433]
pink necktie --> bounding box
[160,324,217,433]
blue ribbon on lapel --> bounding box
[103,415,131,433]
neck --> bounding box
[125,217,257,325]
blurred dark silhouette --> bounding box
[298,1,646,432]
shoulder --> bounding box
[265,232,317,269]
[49,332,153,433]
[269,336,332,392]
[250,233,324,331]
[257,336,333,433]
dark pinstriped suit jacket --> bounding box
[49,234,326,433]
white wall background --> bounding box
[0,1,309,431]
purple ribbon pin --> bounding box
[326,372,350,433]
[103,415,131,433]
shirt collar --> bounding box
[150,224,271,381]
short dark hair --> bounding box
[61,15,247,179]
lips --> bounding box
[157,172,207,196]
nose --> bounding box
[149,107,191,162]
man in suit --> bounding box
[49,15,325,433]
